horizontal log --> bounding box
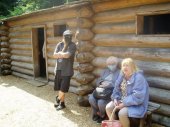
[0,25,8,30]
[47,59,56,67]
[0,30,8,36]
[47,37,62,44]
[77,41,94,52]
[1,48,11,53]
[1,70,11,75]
[0,36,9,41]
[92,34,170,48]
[1,53,11,58]
[1,64,11,70]
[46,18,93,29]
[1,59,11,64]
[92,57,170,77]
[76,63,94,73]
[9,31,31,38]
[1,42,9,48]
[92,57,107,68]
[47,52,54,59]
[75,72,95,85]
[92,21,135,34]
[11,61,33,70]
[93,68,104,77]
[46,20,68,29]
[46,28,53,37]
[147,76,170,90]
[12,71,34,80]
[136,61,170,77]
[93,0,170,13]
[70,79,81,87]
[11,50,32,56]
[152,114,170,127]
[9,25,31,32]
[92,47,170,62]
[75,28,94,41]
[46,44,56,52]
[11,55,32,63]
[73,62,79,70]
[47,66,55,74]
[48,74,54,81]
[11,66,34,76]
[93,7,136,24]
[72,70,79,79]
[76,85,94,96]
[9,38,31,44]
[68,18,93,28]
[150,87,170,105]
[157,103,170,117]
[8,6,93,26]
[69,86,79,95]
[76,52,95,63]
[10,44,32,50]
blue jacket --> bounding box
[96,68,120,88]
[111,71,149,118]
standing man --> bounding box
[53,30,76,110]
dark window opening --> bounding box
[143,14,170,34]
[54,24,66,36]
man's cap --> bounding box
[63,30,72,36]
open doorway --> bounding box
[32,27,47,82]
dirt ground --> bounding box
[0,75,165,127]
[0,75,100,127]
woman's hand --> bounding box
[114,99,119,106]
[117,103,125,109]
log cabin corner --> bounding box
[0,0,170,126]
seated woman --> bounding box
[106,58,149,127]
[88,56,120,124]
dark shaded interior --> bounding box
[144,13,170,34]
[38,28,46,77]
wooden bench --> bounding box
[140,101,161,127]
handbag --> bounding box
[102,107,122,127]
[93,87,113,99]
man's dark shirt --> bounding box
[54,42,76,76]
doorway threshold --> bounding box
[26,77,48,87]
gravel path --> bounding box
[0,75,100,127]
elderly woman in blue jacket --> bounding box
[106,58,149,127]
[89,56,120,124]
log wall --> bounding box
[0,24,11,75]
[92,1,170,126]
[7,2,94,101]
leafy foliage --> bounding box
[0,0,79,19]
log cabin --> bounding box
[0,0,170,126]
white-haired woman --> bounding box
[89,56,120,123]
[106,58,149,127]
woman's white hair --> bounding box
[106,56,119,65]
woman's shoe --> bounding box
[92,114,100,121]
[97,116,106,124]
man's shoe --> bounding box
[54,96,60,107]
[56,102,66,111]
[92,114,100,121]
